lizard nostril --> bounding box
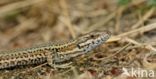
[92,41,95,44]
[97,40,100,42]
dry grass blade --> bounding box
[0,0,155,79]
[117,23,156,37]
[125,38,156,51]
[105,43,131,59]
[6,19,39,43]
[59,0,76,39]
[115,6,125,33]
[0,0,44,18]
[107,23,156,43]
[20,63,47,74]
[87,10,116,32]
[132,7,155,29]
[86,0,146,32]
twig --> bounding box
[132,7,155,29]
[115,6,125,33]
[59,0,76,39]
[106,43,131,59]
[106,23,156,51]
[94,43,131,61]
[0,0,44,18]
[6,19,38,43]
[146,45,156,51]
[21,63,48,74]
[110,42,156,52]
[107,23,156,43]
[87,9,116,32]
[116,23,156,38]
[125,38,156,51]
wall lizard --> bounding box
[0,30,111,69]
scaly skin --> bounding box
[0,30,111,69]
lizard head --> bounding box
[76,30,111,52]
[51,30,111,65]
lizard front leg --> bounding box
[45,50,72,69]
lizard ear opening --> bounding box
[77,44,81,49]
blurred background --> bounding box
[0,0,156,79]
[0,0,155,49]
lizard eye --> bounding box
[90,35,95,38]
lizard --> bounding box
[0,30,111,69]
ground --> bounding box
[0,0,156,79]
